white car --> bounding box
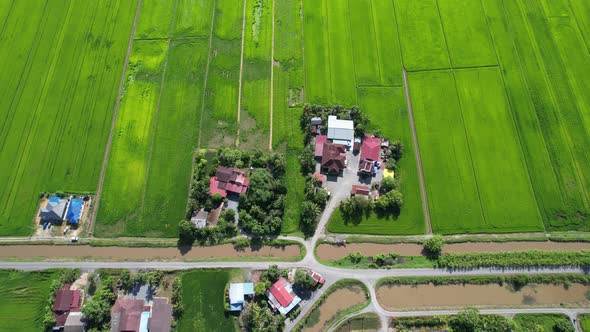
[70,237,79,242]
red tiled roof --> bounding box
[269,278,294,308]
[315,135,327,157]
[210,166,249,197]
[360,137,381,161]
[111,299,145,332]
[321,143,346,174]
[352,185,370,196]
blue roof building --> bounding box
[65,199,83,224]
[40,196,68,221]
[228,282,255,312]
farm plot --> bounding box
[272,0,304,149]
[239,0,273,149]
[200,0,245,148]
[326,0,356,106]
[134,0,176,39]
[437,0,497,67]
[410,68,543,234]
[570,0,590,53]
[409,71,484,234]
[327,87,425,235]
[0,270,60,332]
[177,269,238,332]
[372,0,403,86]
[481,0,590,231]
[0,0,137,236]
[302,0,332,105]
[96,40,169,236]
[348,0,380,86]
[173,0,214,37]
[394,0,450,71]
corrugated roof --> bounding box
[360,137,381,161]
[66,199,83,223]
[269,278,294,308]
[315,135,327,157]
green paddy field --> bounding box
[2,0,590,236]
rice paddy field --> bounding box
[3,0,590,237]
[176,269,238,332]
[0,269,60,331]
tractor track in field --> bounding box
[403,69,432,235]
[268,0,275,150]
[89,0,143,236]
[235,0,248,146]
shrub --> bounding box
[423,235,445,258]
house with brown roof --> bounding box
[351,185,370,197]
[148,298,173,332]
[209,166,249,198]
[321,142,346,175]
[110,299,147,332]
[53,284,81,331]
[314,135,327,158]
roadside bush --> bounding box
[423,235,445,258]
[171,276,184,318]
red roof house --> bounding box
[321,142,346,175]
[360,137,381,161]
[307,270,325,287]
[266,278,302,315]
[53,285,81,329]
[351,185,370,196]
[110,299,145,332]
[209,166,250,198]
[314,135,327,158]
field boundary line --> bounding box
[323,0,334,104]
[435,0,489,228]
[515,0,590,207]
[402,70,432,235]
[139,0,179,213]
[478,0,546,230]
[268,0,275,150]
[197,0,218,149]
[89,0,143,236]
[300,0,307,104]
[567,0,590,54]
[0,0,15,40]
[235,0,248,146]
[134,36,209,41]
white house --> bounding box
[327,115,354,147]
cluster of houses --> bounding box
[191,166,250,229]
[51,282,172,332]
[39,195,85,228]
[312,116,387,177]
[227,270,325,316]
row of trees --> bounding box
[178,209,239,246]
[301,176,329,237]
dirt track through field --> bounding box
[402,69,432,234]
[316,242,590,260]
[268,0,275,150]
[0,244,300,260]
[90,0,143,236]
[235,0,248,146]
[303,287,367,332]
[377,283,590,310]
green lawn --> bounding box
[0,270,60,332]
[0,0,137,236]
[513,314,574,332]
[177,269,238,332]
[580,314,590,332]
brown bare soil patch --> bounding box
[377,283,590,311]
[317,243,423,260]
[0,244,300,260]
[303,287,367,332]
